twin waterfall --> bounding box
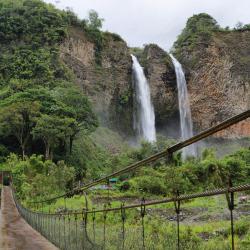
[170,54,197,159]
[131,54,196,159]
[131,55,156,143]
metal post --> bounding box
[141,198,146,249]
[174,191,181,250]
[75,214,78,250]
[226,180,235,250]
[68,213,71,250]
[103,205,107,250]
[92,208,96,244]
[121,203,126,250]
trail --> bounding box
[0,186,57,250]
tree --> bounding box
[235,21,244,30]
[0,0,98,162]
[53,87,98,153]
[0,101,40,159]
[32,114,76,160]
[173,13,220,56]
[87,10,104,30]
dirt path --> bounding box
[0,186,58,250]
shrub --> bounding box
[117,181,130,191]
[130,175,167,195]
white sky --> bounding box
[44,0,250,51]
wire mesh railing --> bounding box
[13,183,250,250]
[14,195,100,249]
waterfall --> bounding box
[131,54,156,143]
[170,54,196,159]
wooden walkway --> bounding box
[0,186,58,250]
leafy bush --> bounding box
[130,175,167,195]
[117,181,130,191]
[129,168,167,195]
[3,154,75,200]
[126,147,250,196]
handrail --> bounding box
[22,183,250,215]
[29,110,250,204]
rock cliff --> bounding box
[141,44,179,137]
[60,27,134,136]
[176,30,250,138]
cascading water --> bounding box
[170,54,197,159]
[131,54,156,143]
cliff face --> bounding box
[60,27,134,135]
[178,30,250,138]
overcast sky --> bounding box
[44,0,250,51]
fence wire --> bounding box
[13,184,250,250]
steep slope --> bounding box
[60,27,134,136]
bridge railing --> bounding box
[13,183,250,250]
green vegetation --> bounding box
[87,215,250,250]
[172,13,250,66]
[2,154,74,200]
[128,148,250,196]
[0,0,99,177]
[173,13,220,59]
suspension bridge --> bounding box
[0,110,249,250]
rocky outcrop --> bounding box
[139,44,179,137]
[178,30,250,138]
[60,27,134,136]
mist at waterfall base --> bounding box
[170,54,197,159]
[131,55,156,144]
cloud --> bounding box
[44,0,250,51]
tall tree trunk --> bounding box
[69,136,74,154]
[50,150,53,161]
[21,144,25,160]
[45,143,50,160]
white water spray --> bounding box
[131,55,156,143]
[170,54,196,159]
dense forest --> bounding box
[0,0,101,179]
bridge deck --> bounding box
[0,186,58,250]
